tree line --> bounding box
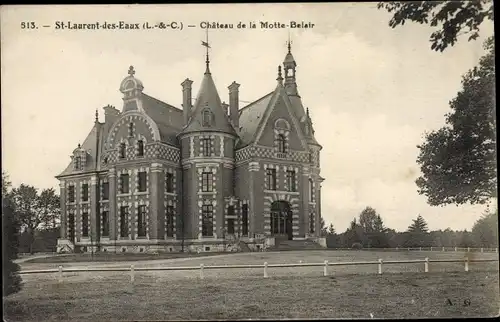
[320,206,498,249]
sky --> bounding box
[1,4,496,233]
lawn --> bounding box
[6,250,499,320]
[4,271,499,320]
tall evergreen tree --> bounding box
[408,215,429,233]
[2,171,22,296]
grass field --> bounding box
[5,250,499,320]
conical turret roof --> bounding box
[179,70,236,136]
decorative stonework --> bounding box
[99,203,110,238]
[117,169,132,196]
[198,198,217,238]
[283,166,299,192]
[235,145,309,163]
[107,112,160,149]
[198,135,216,157]
[133,167,150,195]
[263,193,300,236]
[117,200,133,240]
[164,199,177,239]
[219,135,225,157]
[164,167,177,195]
[134,200,150,239]
[197,165,218,194]
[224,196,240,236]
[263,163,279,190]
[79,179,90,204]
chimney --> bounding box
[103,105,120,125]
[222,101,229,116]
[228,81,240,129]
[181,78,193,125]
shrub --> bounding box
[351,242,363,250]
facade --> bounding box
[56,42,325,253]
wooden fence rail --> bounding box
[19,258,499,282]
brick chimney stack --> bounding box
[228,81,240,129]
[181,78,193,125]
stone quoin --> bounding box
[55,38,324,254]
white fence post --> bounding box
[323,260,328,276]
[264,262,268,278]
[430,247,433,251]
[419,247,422,251]
[464,258,469,272]
[396,247,399,251]
[407,247,410,251]
[424,258,429,273]
[200,264,204,279]
[467,247,470,252]
[481,248,484,253]
[378,259,383,275]
[58,265,63,283]
[130,264,135,283]
[455,247,457,252]
[442,247,445,252]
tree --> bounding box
[10,185,60,254]
[38,188,60,229]
[319,216,328,237]
[377,1,494,52]
[472,207,499,248]
[408,215,429,233]
[405,215,430,247]
[359,207,379,233]
[415,38,496,206]
[327,223,336,235]
[2,172,23,296]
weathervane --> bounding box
[201,28,211,73]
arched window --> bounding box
[74,156,81,170]
[119,143,126,159]
[277,134,286,153]
[137,140,144,157]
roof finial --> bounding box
[95,109,99,123]
[78,143,81,149]
[201,28,211,74]
[277,65,283,84]
[287,29,292,53]
[128,66,135,76]
[306,107,310,117]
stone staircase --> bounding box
[271,239,325,251]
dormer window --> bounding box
[277,134,286,153]
[137,140,144,157]
[74,156,82,171]
[119,143,126,159]
[202,109,213,127]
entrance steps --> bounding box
[272,239,325,251]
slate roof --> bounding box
[141,93,183,145]
[236,92,274,148]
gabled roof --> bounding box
[179,71,236,136]
[236,92,274,148]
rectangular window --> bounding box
[227,218,235,235]
[309,213,315,234]
[202,204,213,237]
[68,186,75,203]
[82,183,89,202]
[82,211,89,237]
[166,206,174,237]
[119,143,126,159]
[138,171,147,192]
[242,204,248,236]
[102,182,109,200]
[166,173,174,193]
[286,170,296,192]
[101,211,109,237]
[309,179,314,202]
[68,212,75,241]
[137,140,144,157]
[120,174,129,194]
[120,206,129,238]
[266,169,276,190]
[201,138,211,157]
[202,172,213,192]
[137,205,147,237]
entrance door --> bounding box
[270,201,293,241]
